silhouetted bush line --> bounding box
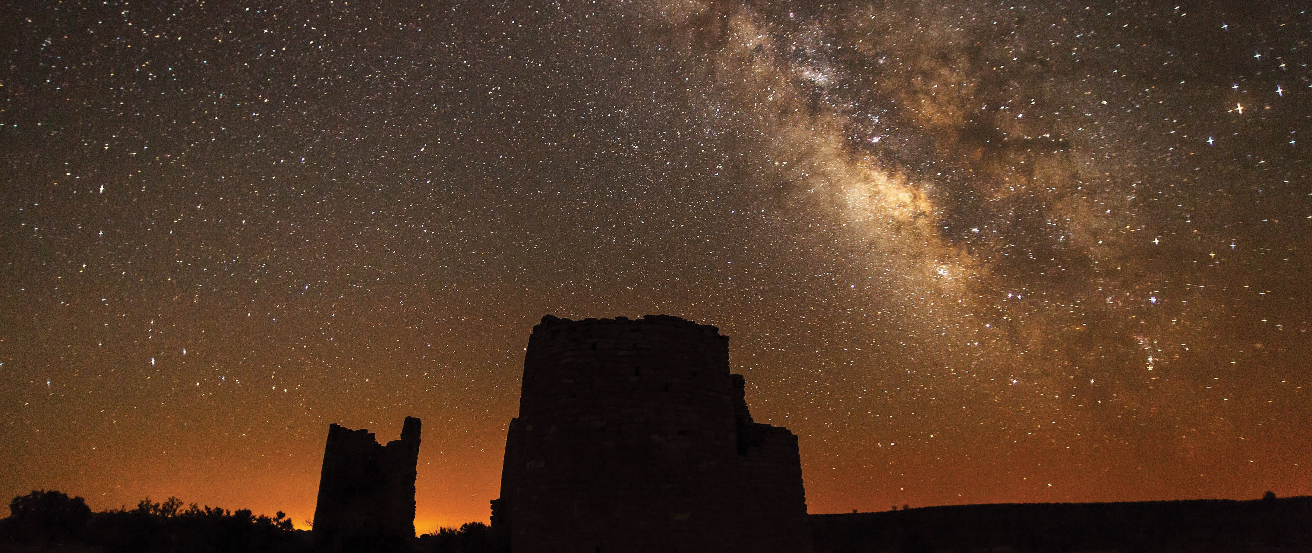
[1,490,309,553]
[0,490,501,553]
[415,522,494,553]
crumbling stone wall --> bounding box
[313,416,421,553]
[493,315,811,552]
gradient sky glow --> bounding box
[2,0,1310,533]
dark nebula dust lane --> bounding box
[2,0,1309,530]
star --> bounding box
[3,0,1308,528]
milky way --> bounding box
[2,0,1309,531]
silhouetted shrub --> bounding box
[417,522,493,553]
[2,489,92,544]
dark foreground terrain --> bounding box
[812,495,1312,553]
[4,490,1310,552]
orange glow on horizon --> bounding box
[3,0,1310,536]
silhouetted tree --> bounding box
[3,490,92,544]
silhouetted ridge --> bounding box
[810,497,1312,553]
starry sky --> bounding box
[3,0,1310,533]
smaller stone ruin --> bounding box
[312,416,421,552]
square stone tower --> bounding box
[492,315,811,552]
[312,416,421,552]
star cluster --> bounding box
[2,0,1309,531]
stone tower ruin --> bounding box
[312,416,421,552]
[492,315,812,552]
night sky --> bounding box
[3,0,1310,533]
